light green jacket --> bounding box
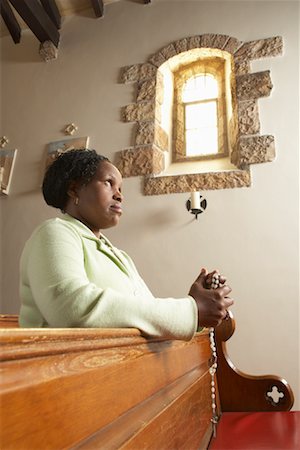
[19,215,198,340]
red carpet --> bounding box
[209,411,300,450]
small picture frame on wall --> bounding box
[0,149,18,195]
[45,136,90,170]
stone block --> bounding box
[188,36,202,50]
[148,52,166,68]
[223,37,243,54]
[139,63,157,81]
[122,101,155,122]
[234,57,251,75]
[236,71,273,100]
[174,38,189,54]
[200,34,229,49]
[121,63,157,83]
[154,124,169,151]
[120,64,141,83]
[160,43,177,60]
[235,36,283,60]
[136,122,155,146]
[135,121,168,151]
[117,146,165,177]
[144,170,251,195]
[238,135,275,167]
[39,40,58,62]
[238,100,260,135]
[137,79,156,102]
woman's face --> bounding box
[67,161,123,237]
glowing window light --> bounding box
[182,74,218,102]
[183,74,219,156]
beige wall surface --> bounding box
[1,1,299,409]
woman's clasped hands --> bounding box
[189,268,234,328]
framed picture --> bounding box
[45,136,90,170]
[0,149,18,195]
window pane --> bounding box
[185,102,217,129]
[182,74,218,102]
[186,128,218,156]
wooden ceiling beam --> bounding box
[40,0,61,29]
[91,0,104,18]
[8,0,60,47]
[0,0,21,43]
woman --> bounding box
[19,149,233,339]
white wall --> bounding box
[1,1,299,409]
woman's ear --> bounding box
[67,180,81,202]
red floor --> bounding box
[209,411,300,450]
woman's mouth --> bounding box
[110,203,122,215]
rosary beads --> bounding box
[209,272,220,437]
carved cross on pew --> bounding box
[267,385,285,405]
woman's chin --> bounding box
[102,216,122,229]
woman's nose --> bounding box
[113,189,123,202]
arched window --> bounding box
[172,57,229,163]
[119,34,281,192]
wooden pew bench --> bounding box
[0,314,298,449]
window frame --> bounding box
[172,57,229,163]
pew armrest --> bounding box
[215,312,294,412]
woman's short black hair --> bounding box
[42,148,110,211]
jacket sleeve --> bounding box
[21,221,198,340]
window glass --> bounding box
[182,74,218,102]
[185,101,217,128]
[183,75,219,156]
[186,128,218,156]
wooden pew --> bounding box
[0,313,296,450]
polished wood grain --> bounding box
[0,325,212,450]
[0,313,294,450]
[78,369,212,449]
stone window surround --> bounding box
[117,34,283,195]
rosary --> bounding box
[209,272,221,437]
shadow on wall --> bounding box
[1,34,42,64]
